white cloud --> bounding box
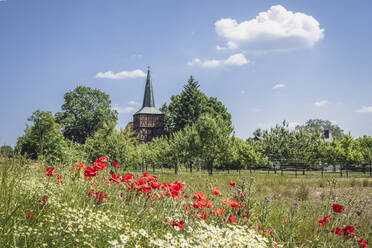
[356,106,372,113]
[113,105,135,114]
[128,101,139,105]
[314,100,330,107]
[215,5,324,52]
[272,83,286,89]
[96,69,146,79]
[188,53,249,68]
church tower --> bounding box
[132,68,165,142]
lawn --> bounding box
[0,157,370,247]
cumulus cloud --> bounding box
[113,105,135,114]
[356,106,372,113]
[314,100,330,107]
[215,5,324,52]
[188,53,249,68]
[272,83,286,89]
[96,69,146,79]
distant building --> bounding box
[132,68,164,142]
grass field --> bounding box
[0,158,371,247]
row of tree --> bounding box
[5,77,372,175]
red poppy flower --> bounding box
[77,162,85,168]
[113,161,119,167]
[332,204,344,213]
[358,238,368,248]
[93,162,107,171]
[84,166,96,178]
[229,181,236,187]
[172,220,185,229]
[45,167,56,177]
[228,215,237,224]
[318,216,331,227]
[229,199,240,209]
[284,219,287,224]
[331,227,342,235]
[216,208,226,216]
[109,174,120,184]
[199,211,209,220]
[342,225,355,237]
[95,155,108,163]
[38,195,48,209]
[193,192,204,200]
[121,174,135,183]
[212,188,221,195]
[151,182,161,189]
[26,211,34,219]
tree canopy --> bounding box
[163,76,231,134]
[295,119,344,140]
[56,86,118,144]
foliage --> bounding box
[193,114,232,174]
[15,110,67,163]
[295,119,344,140]
[85,123,136,168]
[0,145,13,158]
[164,76,231,134]
[56,86,118,144]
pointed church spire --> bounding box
[142,67,155,108]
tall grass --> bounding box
[0,158,370,247]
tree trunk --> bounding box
[190,163,192,173]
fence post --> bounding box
[321,167,324,177]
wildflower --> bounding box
[332,204,344,213]
[212,188,221,195]
[121,174,135,183]
[26,211,34,219]
[342,225,355,237]
[113,161,119,167]
[77,162,85,168]
[172,220,185,230]
[229,199,240,209]
[199,211,209,220]
[318,216,331,227]
[193,192,204,200]
[45,167,56,177]
[38,195,48,209]
[331,227,342,235]
[84,166,96,178]
[216,208,226,216]
[228,215,237,224]
[95,155,108,163]
[358,238,368,248]
[109,174,120,184]
[284,219,287,224]
[229,181,236,187]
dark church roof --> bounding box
[134,68,163,115]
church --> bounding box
[130,68,165,142]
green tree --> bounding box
[169,125,200,174]
[85,122,136,169]
[16,110,67,162]
[355,135,372,173]
[193,114,232,175]
[0,145,13,158]
[56,86,118,144]
[295,119,344,140]
[165,76,231,133]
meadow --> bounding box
[0,157,370,248]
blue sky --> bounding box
[1,0,372,146]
